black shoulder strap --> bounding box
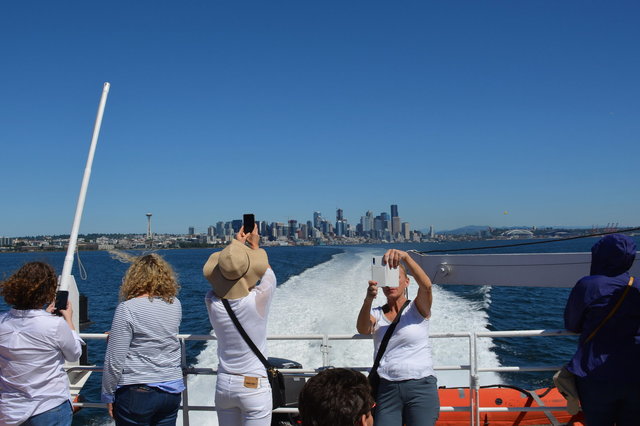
[221,298,272,370]
[370,299,411,374]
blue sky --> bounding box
[1,1,639,236]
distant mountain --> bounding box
[436,225,490,235]
[431,225,594,235]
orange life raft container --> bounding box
[437,385,584,425]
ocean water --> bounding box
[0,237,631,425]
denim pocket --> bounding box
[115,386,157,421]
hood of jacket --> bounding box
[590,234,636,276]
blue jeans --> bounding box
[374,375,439,426]
[114,385,182,426]
[576,376,640,426]
[23,401,72,426]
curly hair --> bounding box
[119,253,179,303]
[299,368,374,426]
[1,262,58,309]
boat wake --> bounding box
[180,247,501,425]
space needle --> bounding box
[146,213,153,247]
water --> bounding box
[0,238,631,425]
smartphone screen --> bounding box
[243,214,255,233]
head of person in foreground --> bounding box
[298,368,374,426]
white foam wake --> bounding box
[180,247,501,425]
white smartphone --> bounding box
[371,256,400,287]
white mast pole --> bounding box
[56,82,110,311]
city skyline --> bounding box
[2,2,639,237]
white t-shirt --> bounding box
[0,309,84,425]
[372,300,435,381]
[205,268,276,377]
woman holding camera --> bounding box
[356,248,439,426]
[101,253,184,425]
[203,225,276,426]
[0,262,83,426]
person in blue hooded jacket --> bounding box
[564,233,640,425]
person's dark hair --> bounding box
[299,368,374,426]
[1,262,57,309]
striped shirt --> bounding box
[101,297,183,402]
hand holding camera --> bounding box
[371,255,400,287]
[237,213,259,249]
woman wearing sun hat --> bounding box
[203,225,276,426]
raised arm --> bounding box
[357,281,378,334]
[384,249,433,318]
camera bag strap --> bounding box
[370,299,411,376]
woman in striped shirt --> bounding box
[101,253,184,425]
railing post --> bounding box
[321,334,330,367]
[180,338,190,426]
[470,332,480,426]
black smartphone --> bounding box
[54,290,69,316]
[243,213,255,233]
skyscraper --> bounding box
[392,217,401,237]
[390,204,400,235]
[313,211,323,229]
[402,222,410,240]
[288,220,298,237]
[336,208,344,221]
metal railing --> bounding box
[71,329,576,426]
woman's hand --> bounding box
[383,249,408,269]
[59,301,74,323]
[236,225,260,249]
[366,280,378,301]
[107,402,114,418]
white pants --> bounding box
[215,373,272,426]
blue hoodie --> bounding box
[564,234,640,382]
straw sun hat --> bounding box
[203,239,269,299]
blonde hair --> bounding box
[112,252,179,303]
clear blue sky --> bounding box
[2,1,639,236]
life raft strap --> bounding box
[524,389,560,426]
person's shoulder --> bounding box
[256,268,277,289]
[204,289,216,301]
[577,275,619,292]
[405,300,427,317]
[262,267,276,280]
